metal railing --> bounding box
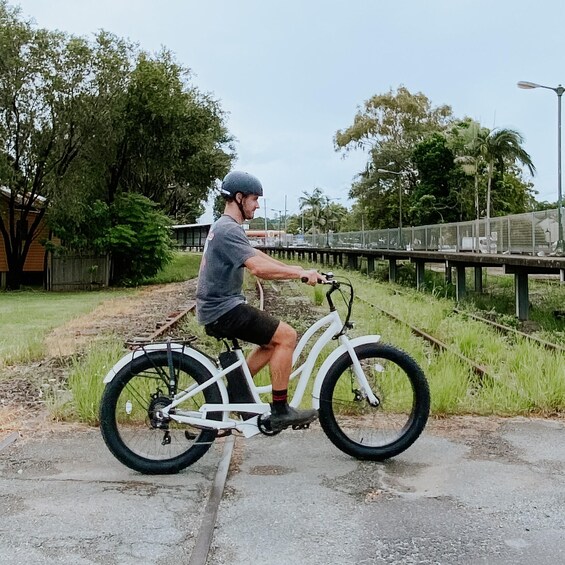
[288,208,563,256]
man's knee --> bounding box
[270,322,297,347]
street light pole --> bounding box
[271,208,282,246]
[377,168,403,249]
[325,197,341,247]
[518,80,565,254]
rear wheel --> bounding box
[100,350,221,474]
[319,343,430,460]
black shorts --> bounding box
[204,303,280,346]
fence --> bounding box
[297,208,562,256]
[46,253,111,291]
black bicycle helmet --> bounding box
[220,171,263,199]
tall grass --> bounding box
[38,254,565,424]
[49,338,125,425]
[291,264,565,417]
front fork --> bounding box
[342,339,380,407]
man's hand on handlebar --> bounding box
[301,269,326,286]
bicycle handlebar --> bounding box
[300,271,353,334]
[301,270,335,285]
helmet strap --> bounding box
[235,193,247,222]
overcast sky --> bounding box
[12,0,565,222]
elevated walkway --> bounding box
[265,246,565,320]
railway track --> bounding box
[379,287,565,355]
[355,295,493,381]
[452,307,565,354]
[122,280,266,564]
[355,292,564,400]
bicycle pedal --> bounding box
[216,430,233,438]
[291,423,310,431]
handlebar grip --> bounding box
[301,276,328,284]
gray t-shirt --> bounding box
[196,215,257,325]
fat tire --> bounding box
[319,342,430,461]
[100,350,221,474]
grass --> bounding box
[49,338,125,425]
[4,248,565,423]
[1,251,202,421]
[0,289,130,367]
[144,251,202,284]
[291,263,565,417]
[0,251,201,368]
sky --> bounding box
[11,0,565,223]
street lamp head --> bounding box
[377,168,400,175]
[517,81,541,89]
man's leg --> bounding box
[246,321,296,387]
[246,322,317,432]
[210,305,317,431]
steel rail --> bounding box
[355,296,492,380]
[452,308,565,354]
[385,287,565,354]
[188,277,265,563]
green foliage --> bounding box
[336,86,541,230]
[299,187,348,235]
[105,51,234,222]
[313,285,325,306]
[335,85,453,155]
[0,3,234,289]
[212,193,225,220]
[410,133,460,224]
[52,339,125,424]
[47,200,111,253]
[108,193,173,285]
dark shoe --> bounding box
[269,405,318,432]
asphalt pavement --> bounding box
[1,417,564,565]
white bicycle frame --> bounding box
[104,308,381,438]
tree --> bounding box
[410,133,460,224]
[335,86,453,229]
[0,3,234,288]
[0,3,128,288]
[102,51,234,221]
[481,128,535,239]
[299,188,328,235]
[322,201,348,234]
[335,85,452,156]
[108,193,173,285]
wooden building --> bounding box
[0,188,49,288]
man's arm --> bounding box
[245,249,320,285]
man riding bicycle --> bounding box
[196,171,324,432]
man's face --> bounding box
[241,194,261,220]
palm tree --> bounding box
[450,121,489,250]
[481,128,535,243]
[299,188,329,239]
[451,124,535,250]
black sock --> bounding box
[271,389,288,414]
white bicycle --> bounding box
[99,274,430,474]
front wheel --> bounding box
[100,350,222,474]
[319,343,430,461]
